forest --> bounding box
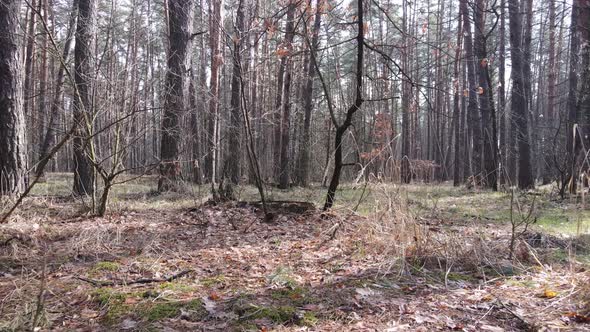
[0,0,590,330]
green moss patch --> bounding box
[92,261,120,272]
[270,286,313,306]
[91,288,131,325]
[139,299,206,322]
[200,274,226,287]
[237,304,297,324]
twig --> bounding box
[32,251,48,330]
[75,269,193,287]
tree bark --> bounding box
[0,0,27,196]
[543,0,557,184]
[158,0,194,191]
[452,4,463,186]
[278,3,296,189]
[473,0,498,190]
[72,0,97,196]
[227,0,246,185]
[508,0,534,189]
[298,0,322,187]
[206,0,221,189]
[460,0,481,179]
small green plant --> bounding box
[91,288,130,325]
[200,274,226,287]
[302,311,319,326]
[92,261,120,272]
[267,266,297,288]
[140,299,205,321]
[238,305,296,324]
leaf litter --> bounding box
[0,198,588,331]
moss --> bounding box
[270,286,312,306]
[93,261,120,272]
[140,299,205,322]
[302,311,319,326]
[200,275,226,287]
[231,321,259,332]
[159,281,197,292]
[92,288,126,306]
[91,288,130,325]
[238,305,296,324]
[446,272,475,282]
[267,267,297,288]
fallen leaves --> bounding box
[542,288,558,299]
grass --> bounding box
[27,173,590,238]
[4,173,590,331]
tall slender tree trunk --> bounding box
[206,0,221,190]
[227,0,246,185]
[498,0,508,185]
[473,0,498,190]
[298,0,322,187]
[36,0,49,168]
[39,0,78,178]
[508,0,534,189]
[0,0,27,196]
[453,6,463,186]
[278,3,296,189]
[543,0,557,184]
[23,0,37,121]
[158,0,194,191]
[400,0,412,184]
[72,0,97,196]
[460,0,481,180]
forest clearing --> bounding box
[1,174,589,331]
[1,0,590,330]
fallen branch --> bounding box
[75,269,193,287]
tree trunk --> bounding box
[298,0,322,187]
[400,0,412,184]
[498,0,508,185]
[0,0,27,196]
[460,0,481,180]
[543,0,557,184]
[278,3,296,189]
[324,0,364,209]
[158,0,194,192]
[227,0,246,185]
[508,0,534,189]
[473,0,498,190]
[206,0,221,189]
[452,5,463,186]
[72,0,97,196]
[39,0,78,178]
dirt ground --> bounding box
[1,180,589,331]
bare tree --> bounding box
[322,0,364,209]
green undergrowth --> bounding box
[91,287,206,325]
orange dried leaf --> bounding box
[209,291,221,301]
[542,289,558,298]
[276,48,290,57]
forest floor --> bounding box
[1,173,589,331]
